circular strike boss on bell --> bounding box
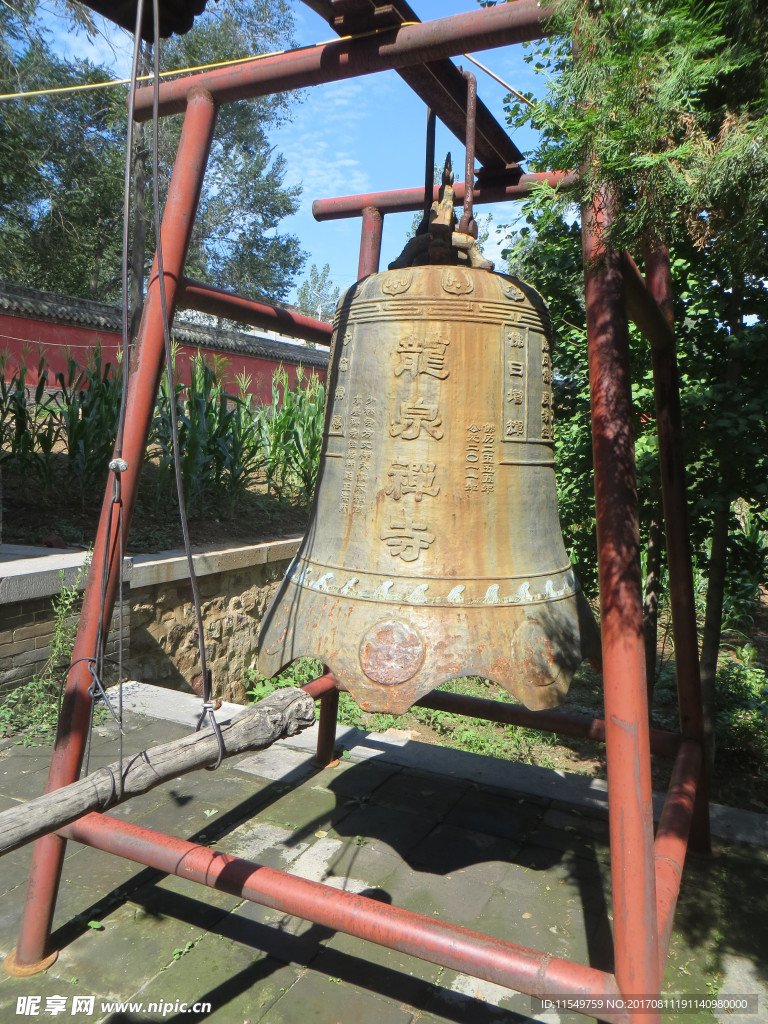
[258,264,600,713]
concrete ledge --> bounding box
[0,537,300,605]
[129,536,301,589]
[115,678,247,729]
[0,547,129,604]
[114,680,768,850]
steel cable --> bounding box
[151,0,224,770]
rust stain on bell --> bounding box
[259,262,599,713]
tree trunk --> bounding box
[698,277,744,768]
[643,472,663,709]
[699,501,729,767]
[0,687,316,857]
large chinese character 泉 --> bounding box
[390,399,443,440]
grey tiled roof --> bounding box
[0,280,328,370]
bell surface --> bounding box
[258,265,599,713]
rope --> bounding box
[80,0,146,789]
[0,23,419,103]
[461,53,535,108]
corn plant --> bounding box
[255,366,325,503]
[150,344,189,510]
[32,374,60,499]
[54,347,121,502]
[0,358,36,474]
[149,349,252,515]
[0,357,61,496]
[2,349,324,522]
[224,371,263,511]
[188,351,237,500]
[288,367,325,500]
[254,367,295,500]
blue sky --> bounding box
[47,0,545,305]
[274,1,544,298]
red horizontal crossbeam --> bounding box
[60,811,630,1023]
[178,279,333,346]
[414,690,681,759]
[133,1,554,119]
[313,171,576,220]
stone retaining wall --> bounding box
[128,539,300,703]
[0,538,300,703]
[0,550,130,697]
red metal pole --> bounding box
[314,688,340,766]
[358,206,384,279]
[132,3,555,120]
[654,739,700,968]
[8,89,218,976]
[300,671,340,765]
[582,193,660,1007]
[178,279,333,346]
[643,244,711,855]
[414,691,681,758]
[313,172,575,221]
[301,672,338,700]
[621,253,674,354]
[60,813,630,1022]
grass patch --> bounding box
[244,650,768,813]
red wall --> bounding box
[0,311,326,405]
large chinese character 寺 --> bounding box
[381,509,435,561]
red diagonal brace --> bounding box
[10,89,218,973]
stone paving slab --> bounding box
[113,683,768,848]
[312,929,444,1011]
[0,683,767,1024]
[132,933,300,1024]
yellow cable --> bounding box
[0,21,421,103]
[462,52,535,107]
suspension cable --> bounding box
[151,0,224,770]
[81,0,147,787]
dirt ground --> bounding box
[1,459,310,553]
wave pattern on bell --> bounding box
[258,265,600,713]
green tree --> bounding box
[497,0,768,755]
[295,263,340,321]
[1,6,125,299]
[0,0,305,304]
[156,0,305,302]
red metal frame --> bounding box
[583,192,660,996]
[358,206,384,279]
[59,812,630,1023]
[131,3,553,120]
[7,8,710,1021]
[312,171,575,220]
[177,279,333,346]
[414,689,681,759]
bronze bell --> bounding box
[259,248,599,714]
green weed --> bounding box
[714,656,768,775]
[0,555,90,739]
